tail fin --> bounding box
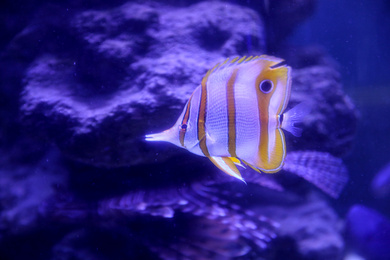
[283,151,349,198]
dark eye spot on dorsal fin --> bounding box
[180,124,187,131]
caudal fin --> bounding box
[283,151,349,198]
[281,102,312,137]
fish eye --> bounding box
[259,80,273,93]
[180,124,188,131]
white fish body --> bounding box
[146,55,305,181]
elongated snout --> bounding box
[145,126,178,144]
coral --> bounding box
[98,175,279,259]
[261,195,344,260]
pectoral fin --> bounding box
[209,156,246,183]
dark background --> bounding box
[288,0,390,215]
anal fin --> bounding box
[242,160,262,173]
[229,157,246,169]
[209,157,246,183]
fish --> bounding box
[145,55,308,182]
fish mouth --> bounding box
[145,131,169,142]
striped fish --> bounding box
[145,55,307,182]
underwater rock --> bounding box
[288,65,358,156]
[18,1,357,168]
[262,194,344,260]
[42,164,346,260]
[38,167,345,260]
[346,204,390,260]
[19,1,266,168]
[40,169,280,259]
[101,198,272,258]
[0,147,65,247]
[51,228,158,260]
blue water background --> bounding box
[289,0,390,215]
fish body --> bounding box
[146,55,308,181]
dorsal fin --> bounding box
[203,55,284,78]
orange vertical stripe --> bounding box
[254,60,289,171]
[198,72,211,157]
[227,69,238,157]
[255,67,276,169]
[179,94,193,147]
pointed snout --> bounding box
[145,126,177,144]
[145,131,169,142]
